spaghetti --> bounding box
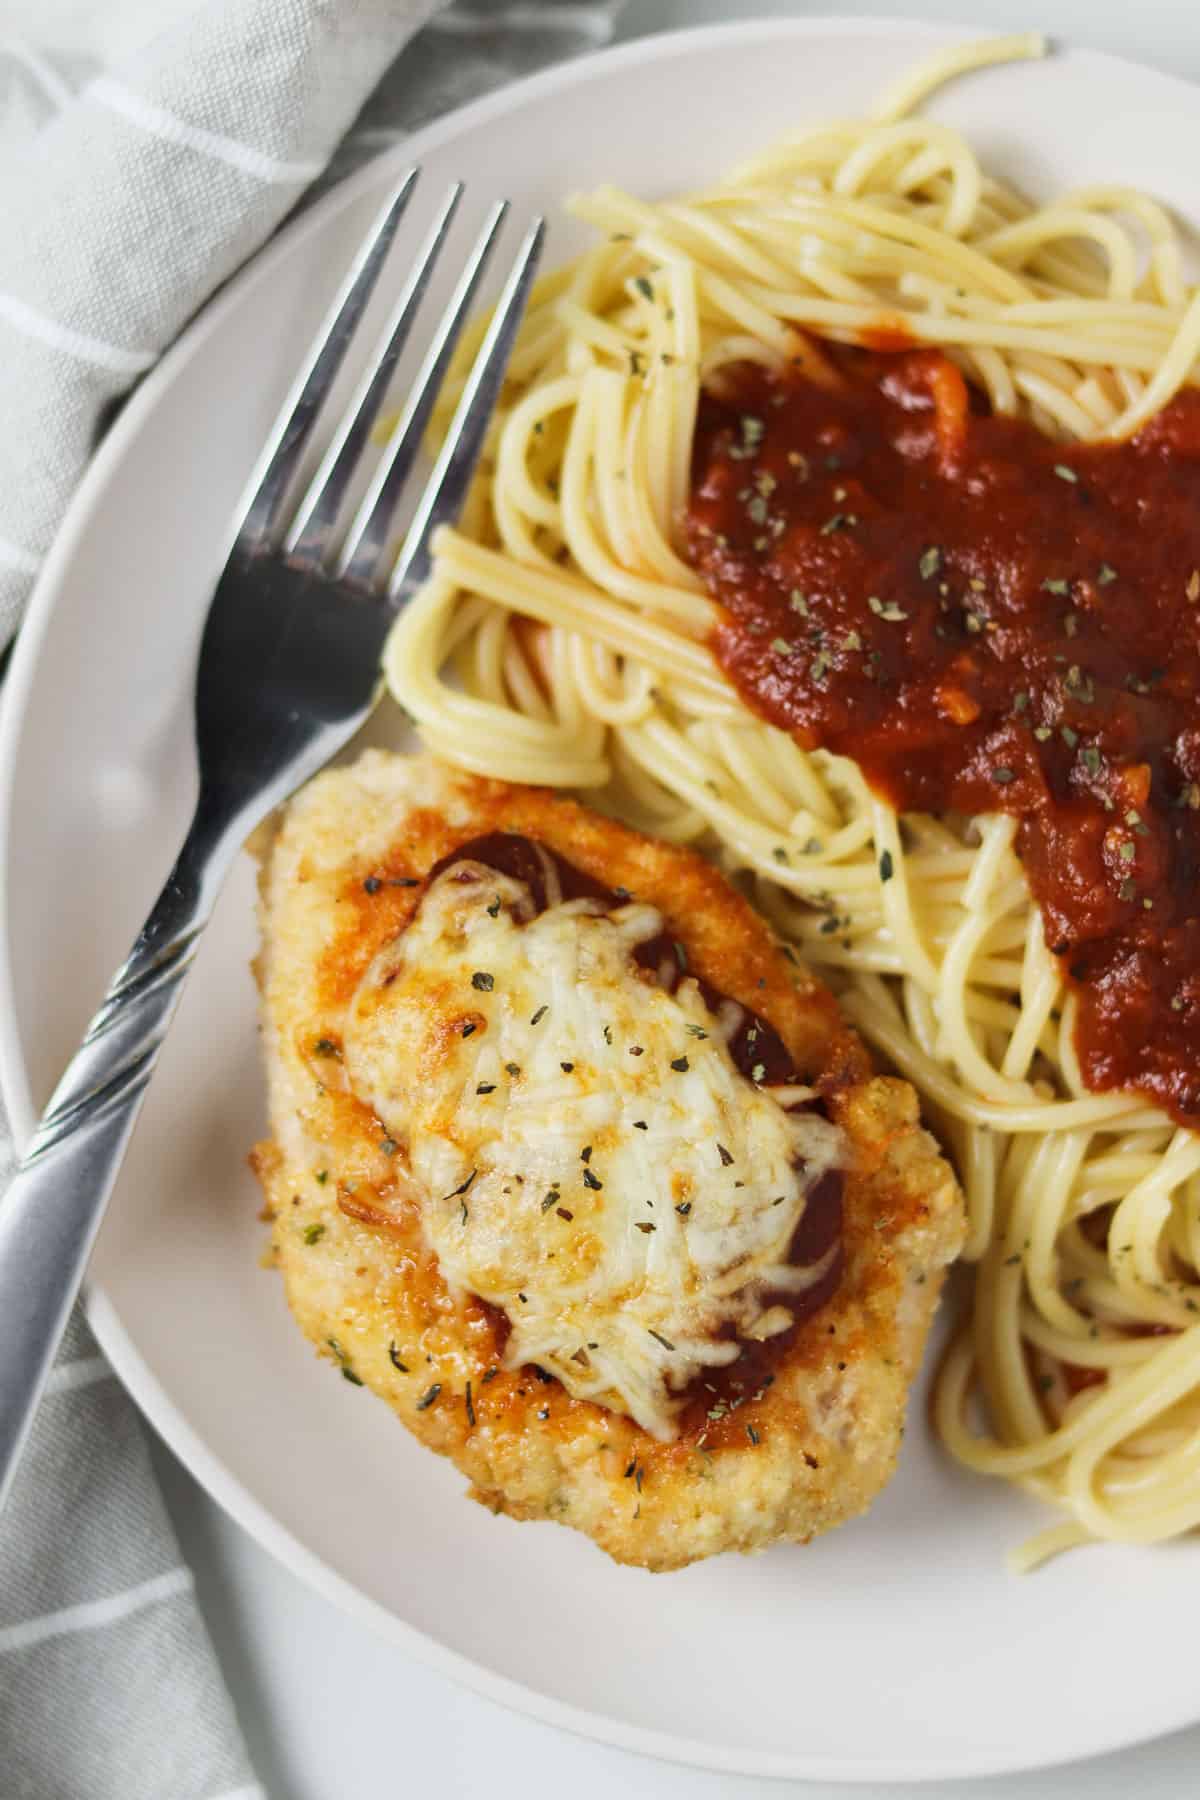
[383,32,1200,1566]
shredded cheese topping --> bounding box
[344,861,843,1437]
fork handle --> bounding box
[0,813,225,1511]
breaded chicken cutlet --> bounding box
[252,751,963,1570]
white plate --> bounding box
[4,18,1200,1783]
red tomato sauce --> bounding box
[687,348,1200,1126]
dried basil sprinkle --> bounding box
[302,1223,325,1245]
[362,875,382,894]
[869,594,907,621]
[879,849,894,882]
[530,1005,548,1025]
[465,1382,475,1428]
[388,1342,408,1372]
[416,1384,441,1411]
[471,971,494,992]
[670,1056,690,1073]
[648,1329,675,1351]
[583,1168,603,1191]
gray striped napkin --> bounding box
[0,3,625,1795]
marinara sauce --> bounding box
[687,347,1200,1125]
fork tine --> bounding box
[283,182,465,570]
[335,200,512,591]
[388,217,545,601]
[236,168,419,551]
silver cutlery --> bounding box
[0,171,543,1510]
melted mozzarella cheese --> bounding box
[343,861,844,1438]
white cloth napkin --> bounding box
[0,3,625,1795]
[0,0,446,648]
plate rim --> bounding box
[4,13,1200,1781]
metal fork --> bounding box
[0,173,544,1511]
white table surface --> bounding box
[149,2,1200,1795]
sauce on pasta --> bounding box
[689,349,1200,1126]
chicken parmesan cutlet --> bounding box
[252,751,962,1570]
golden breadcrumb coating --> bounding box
[251,751,963,1570]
